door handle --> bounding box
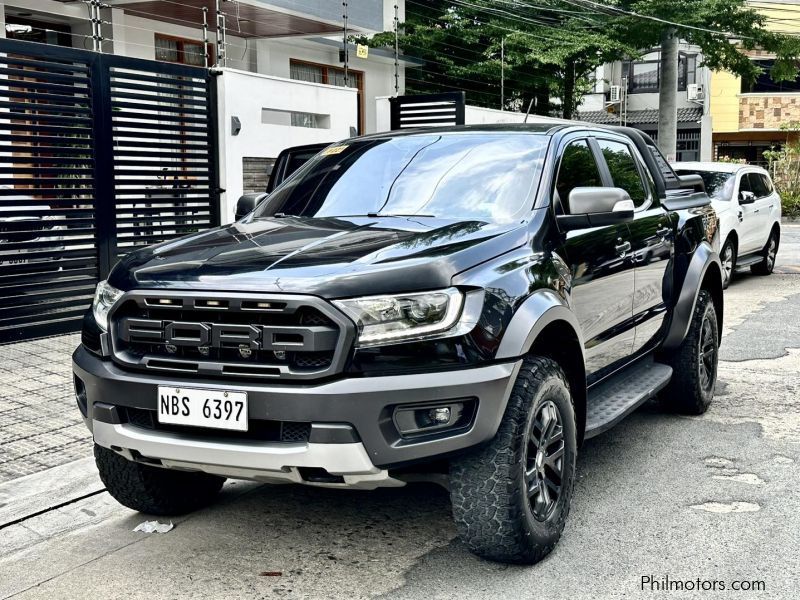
[738,211,743,222]
[615,240,631,255]
[656,226,671,238]
[753,208,760,213]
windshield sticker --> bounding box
[322,145,348,156]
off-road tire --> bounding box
[720,237,736,289]
[95,444,225,515]
[750,229,779,276]
[663,290,718,415]
[449,356,577,564]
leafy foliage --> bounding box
[358,0,800,118]
[763,122,800,219]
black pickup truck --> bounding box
[73,122,722,564]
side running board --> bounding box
[584,358,673,439]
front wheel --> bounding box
[750,229,779,275]
[449,356,577,564]
[95,444,225,515]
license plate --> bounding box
[157,386,248,431]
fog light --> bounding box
[429,407,451,424]
[393,401,473,437]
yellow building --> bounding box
[709,1,800,163]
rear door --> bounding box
[553,137,636,380]
[749,172,778,248]
[736,172,762,254]
[595,137,674,356]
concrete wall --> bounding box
[216,68,357,222]
[256,38,401,135]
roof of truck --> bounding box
[355,118,652,141]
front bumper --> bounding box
[73,346,520,485]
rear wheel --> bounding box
[449,356,577,564]
[95,444,225,515]
[663,290,718,415]
[750,229,779,275]
[720,238,736,289]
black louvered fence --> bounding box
[0,38,220,343]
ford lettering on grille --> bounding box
[120,318,338,353]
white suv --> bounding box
[673,162,781,288]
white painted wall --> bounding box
[256,37,402,135]
[216,68,357,222]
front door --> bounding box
[552,138,636,380]
[594,137,675,355]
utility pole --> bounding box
[658,27,679,161]
[500,37,505,110]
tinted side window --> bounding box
[738,173,751,194]
[750,173,771,198]
[555,141,602,211]
[597,139,647,206]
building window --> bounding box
[5,17,72,46]
[624,54,696,93]
[155,34,211,67]
[742,59,800,93]
[290,59,364,134]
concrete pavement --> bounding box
[0,224,798,599]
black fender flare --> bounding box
[662,240,723,350]
[495,289,585,360]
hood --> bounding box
[109,216,528,297]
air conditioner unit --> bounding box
[688,84,705,101]
[609,85,623,103]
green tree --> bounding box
[359,0,800,118]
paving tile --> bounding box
[0,333,89,483]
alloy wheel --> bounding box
[766,235,777,271]
[721,244,734,285]
[698,313,717,392]
[525,400,565,521]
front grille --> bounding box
[123,407,311,443]
[109,291,353,381]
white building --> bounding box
[1,0,414,220]
[577,45,713,161]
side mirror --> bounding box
[235,193,267,220]
[556,187,634,231]
[739,190,756,204]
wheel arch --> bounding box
[495,290,587,445]
[663,241,723,350]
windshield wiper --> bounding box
[366,212,436,218]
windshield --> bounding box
[253,133,549,223]
[675,169,735,200]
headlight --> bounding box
[333,288,466,348]
[92,280,123,332]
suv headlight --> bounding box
[333,288,468,348]
[92,280,123,332]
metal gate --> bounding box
[389,92,466,130]
[0,38,219,343]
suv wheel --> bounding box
[95,444,225,515]
[449,356,577,564]
[750,229,779,275]
[720,238,736,289]
[663,289,719,415]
